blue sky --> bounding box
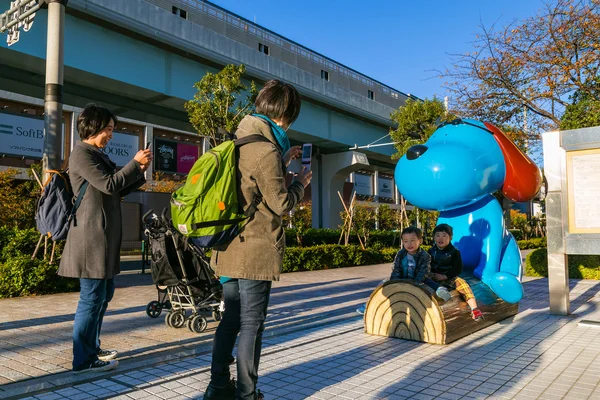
[210,0,545,101]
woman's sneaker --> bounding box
[98,349,118,361]
[356,305,366,315]
[73,359,119,374]
[203,379,236,400]
[472,308,484,321]
[436,287,452,301]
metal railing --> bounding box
[145,0,416,109]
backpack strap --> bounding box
[73,181,89,213]
[234,134,273,147]
[68,181,89,225]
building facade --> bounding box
[0,0,418,246]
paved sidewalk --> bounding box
[2,263,600,399]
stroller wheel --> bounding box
[166,311,186,328]
[212,310,222,322]
[146,301,162,318]
[187,315,208,333]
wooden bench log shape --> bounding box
[364,278,519,345]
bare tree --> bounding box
[439,0,600,135]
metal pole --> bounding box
[43,0,67,181]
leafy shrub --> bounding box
[0,255,79,298]
[509,229,523,241]
[525,248,600,279]
[0,168,39,229]
[0,227,76,298]
[282,245,397,273]
[518,237,547,250]
[285,228,399,248]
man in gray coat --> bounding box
[59,104,152,374]
[204,81,312,400]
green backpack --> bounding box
[170,134,270,247]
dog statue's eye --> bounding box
[406,145,428,160]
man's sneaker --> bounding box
[356,305,366,315]
[472,308,484,321]
[98,349,118,361]
[203,379,236,400]
[436,287,452,301]
[73,359,118,374]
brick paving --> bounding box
[2,262,600,399]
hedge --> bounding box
[525,248,600,279]
[0,227,79,298]
[285,228,399,248]
[517,237,547,250]
[282,245,397,273]
[286,228,546,250]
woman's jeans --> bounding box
[210,279,272,400]
[72,278,115,370]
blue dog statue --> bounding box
[395,119,542,304]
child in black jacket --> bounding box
[425,224,483,321]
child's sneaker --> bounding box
[356,305,366,315]
[436,287,452,301]
[472,308,484,321]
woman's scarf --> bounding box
[252,114,291,154]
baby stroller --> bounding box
[143,209,224,333]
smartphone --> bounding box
[301,143,312,171]
[145,141,152,150]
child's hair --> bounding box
[433,223,453,238]
[401,226,422,240]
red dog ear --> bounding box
[484,122,543,202]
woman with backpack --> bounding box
[203,80,312,400]
[58,104,152,374]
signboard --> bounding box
[177,143,199,174]
[566,148,600,233]
[155,139,177,173]
[100,131,139,167]
[377,176,394,199]
[0,112,45,158]
[353,173,373,196]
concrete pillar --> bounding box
[373,170,380,203]
[317,151,370,229]
[70,111,79,152]
[144,125,154,184]
[543,130,569,315]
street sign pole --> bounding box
[43,0,67,182]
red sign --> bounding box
[177,143,199,174]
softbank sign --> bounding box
[0,113,45,158]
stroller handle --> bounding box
[143,209,155,222]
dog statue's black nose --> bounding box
[406,144,428,160]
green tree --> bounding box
[560,79,600,130]
[377,204,399,231]
[389,98,455,159]
[283,200,312,246]
[510,209,530,240]
[351,204,377,249]
[185,64,258,147]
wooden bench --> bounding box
[364,277,518,345]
